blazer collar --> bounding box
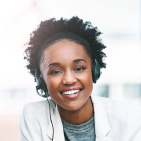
[46,103,65,141]
[91,96,111,140]
[46,96,111,141]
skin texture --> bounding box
[40,39,94,124]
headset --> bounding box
[35,67,54,140]
[35,67,49,97]
[35,59,100,97]
[34,59,100,140]
[92,59,100,83]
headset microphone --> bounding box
[34,58,100,141]
[35,67,54,140]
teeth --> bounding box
[62,90,80,95]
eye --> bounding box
[75,66,86,72]
[49,70,61,75]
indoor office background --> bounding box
[0,0,141,140]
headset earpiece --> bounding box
[92,59,100,83]
[35,67,50,97]
[34,59,100,97]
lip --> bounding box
[61,91,81,99]
[59,86,82,93]
[59,86,82,99]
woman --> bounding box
[20,17,141,141]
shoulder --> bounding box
[92,95,141,120]
[19,99,56,140]
[20,99,56,124]
[22,99,55,114]
[23,100,47,111]
[91,95,141,138]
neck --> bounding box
[58,97,94,124]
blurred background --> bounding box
[0,0,141,140]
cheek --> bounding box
[85,74,93,89]
[45,76,62,93]
[78,70,93,90]
[80,69,93,82]
[83,71,93,89]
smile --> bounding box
[62,90,81,95]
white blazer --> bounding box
[19,95,141,141]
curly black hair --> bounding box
[24,16,106,89]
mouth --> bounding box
[60,89,82,95]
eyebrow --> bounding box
[47,62,60,68]
[47,59,86,68]
[73,59,87,63]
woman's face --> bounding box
[40,39,93,112]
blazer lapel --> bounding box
[91,96,112,141]
[46,104,65,141]
[46,96,112,141]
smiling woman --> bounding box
[40,40,93,123]
[20,17,141,141]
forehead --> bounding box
[42,39,91,62]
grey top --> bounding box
[62,116,95,141]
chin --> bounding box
[60,102,86,113]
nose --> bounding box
[63,70,77,85]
